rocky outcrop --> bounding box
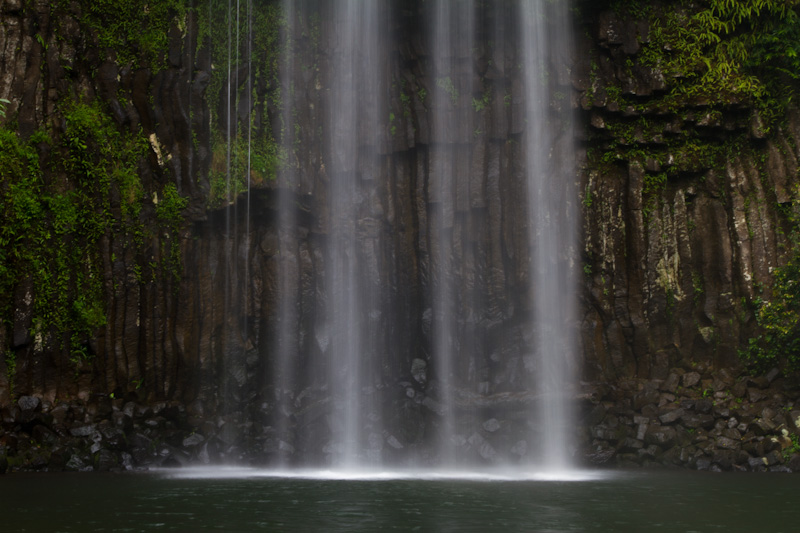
[0,393,194,472]
[581,365,800,472]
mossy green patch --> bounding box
[0,99,187,368]
[743,188,800,374]
[74,0,188,70]
[201,1,287,208]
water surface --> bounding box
[2,469,798,532]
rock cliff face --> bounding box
[1,0,799,470]
[576,6,800,382]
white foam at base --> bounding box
[161,466,609,482]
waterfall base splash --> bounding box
[163,466,605,482]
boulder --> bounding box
[65,454,92,472]
[69,424,96,438]
[682,413,715,429]
[483,418,501,432]
[644,425,676,448]
[17,396,41,412]
[94,449,119,472]
[682,372,701,388]
[31,425,58,446]
[658,408,683,425]
[467,432,497,461]
[182,432,205,448]
[47,446,71,471]
[714,436,739,450]
[747,418,775,436]
[633,387,660,410]
[659,373,680,393]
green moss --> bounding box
[743,189,800,374]
[201,1,286,208]
[625,0,800,132]
[74,0,188,70]
[4,350,16,399]
[435,77,460,106]
[207,129,283,209]
[472,87,491,112]
[156,183,189,283]
[0,98,189,367]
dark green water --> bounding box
[2,468,799,532]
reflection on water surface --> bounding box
[1,469,798,532]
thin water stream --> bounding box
[521,0,577,472]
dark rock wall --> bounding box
[1,0,798,437]
[575,7,800,382]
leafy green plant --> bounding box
[77,0,187,70]
[0,98,9,118]
[743,190,800,374]
[156,183,188,282]
[635,0,800,132]
[472,88,491,112]
[435,77,459,106]
[582,184,593,208]
[782,432,800,460]
[207,127,280,209]
[4,350,16,399]
[0,96,189,369]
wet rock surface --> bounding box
[0,393,275,472]
[580,365,800,472]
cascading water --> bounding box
[429,0,475,466]
[235,0,577,475]
[520,0,577,471]
[272,0,300,467]
[324,0,383,468]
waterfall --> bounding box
[325,0,383,468]
[520,1,577,471]
[250,0,576,473]
[429,0,476,465]
[273,0,299,467]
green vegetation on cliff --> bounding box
[76,0,187,69]
[1,0,293,378]
[0,98,188,366]
[745,198,800,374]
[583,0,800,373]
[641,0,800,125]
[202,1,286,208]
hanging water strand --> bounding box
[274,0,299,466]
[429,0,476,466]
[324,0,382,469]
[220,0,234,415]
[242,0,251,372]
[520,0,577,472]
